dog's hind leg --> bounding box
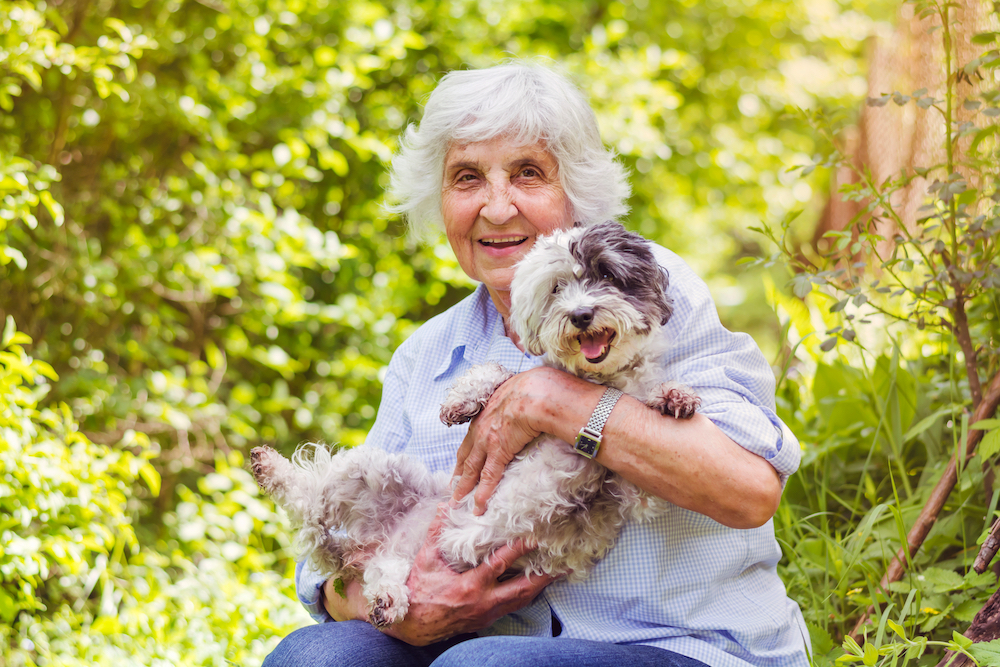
[250,445,314,521]
[362,551,413,628]
[440,362,515,425]
[359,498,439,627]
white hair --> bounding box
[387,61,631,242]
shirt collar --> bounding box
[433,284,500,379]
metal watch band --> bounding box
[573,387,624,459]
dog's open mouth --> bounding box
[578,329,616,364]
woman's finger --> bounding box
[480,540,559,612]
[471,453,509,515]
[451,435,474,480]
[450,432,488,503]
[480,538,535,580]
[493,569,559,613]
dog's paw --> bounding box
[367,584,410,628]
[439,400,482,426]
[650,382,701,419]
[440,362,515,426]
[249,446,279,490]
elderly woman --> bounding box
[264,63,809,667]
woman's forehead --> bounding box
[444,137,557,169]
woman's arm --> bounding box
[452,366,782,530]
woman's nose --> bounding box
[479,181,518,225]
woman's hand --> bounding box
[322,575,367,622]
[380,505,558,646]
[450,368,553,515]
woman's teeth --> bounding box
[480,237,527,247]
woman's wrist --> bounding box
[525,367,607,444]
[519,366,571,436]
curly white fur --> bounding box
[250,221,700,628]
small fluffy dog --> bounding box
[250,221,699,628]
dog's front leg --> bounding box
[439,361,516,425]
[647,381,701,419]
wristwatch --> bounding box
[573,387,624,459]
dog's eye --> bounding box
[552,283,562,294]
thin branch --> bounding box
[851,369,1000,639]
[974,517,1000,574]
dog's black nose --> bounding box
[570,307,595,330]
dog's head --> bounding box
[509,221,673,377]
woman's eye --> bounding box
[520,167,539,178]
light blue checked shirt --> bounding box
[297,244,810,667]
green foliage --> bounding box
[0,317,309,664]
[758,1,1000,663]
[0,0,904,662]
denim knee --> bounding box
[264,620,476,667]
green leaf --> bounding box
[791,274,813,299]
[971,31,1000,45]
[0,587,17,623]
[920,567,965,591]
[138,462,161,497]
[2,315,14,347]
[844,636,864,656]
[952,631,974,650]
[969,639,1000,665]
[39,190,64,226]
[952,598,983,623]
[863,642,878,666]
[903,407,953,442]
[905,636,927,660]
[980,429,1000,459]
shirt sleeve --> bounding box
[659,253,801,483]
[295,558,333,623]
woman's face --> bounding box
[441,137,574,316]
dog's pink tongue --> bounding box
[580,332,612,359]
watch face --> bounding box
[574,434,600,458]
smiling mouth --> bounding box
[578,329,616,364]
[479,236,528,249]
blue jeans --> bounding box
[263,620,710,667]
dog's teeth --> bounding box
[578,330,615,363]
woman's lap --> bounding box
[261,620,474,667]
[263,621,709,667]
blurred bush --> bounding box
[0,317,310,664]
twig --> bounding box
[851,370,1000,638]
[974,517,1000,574]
